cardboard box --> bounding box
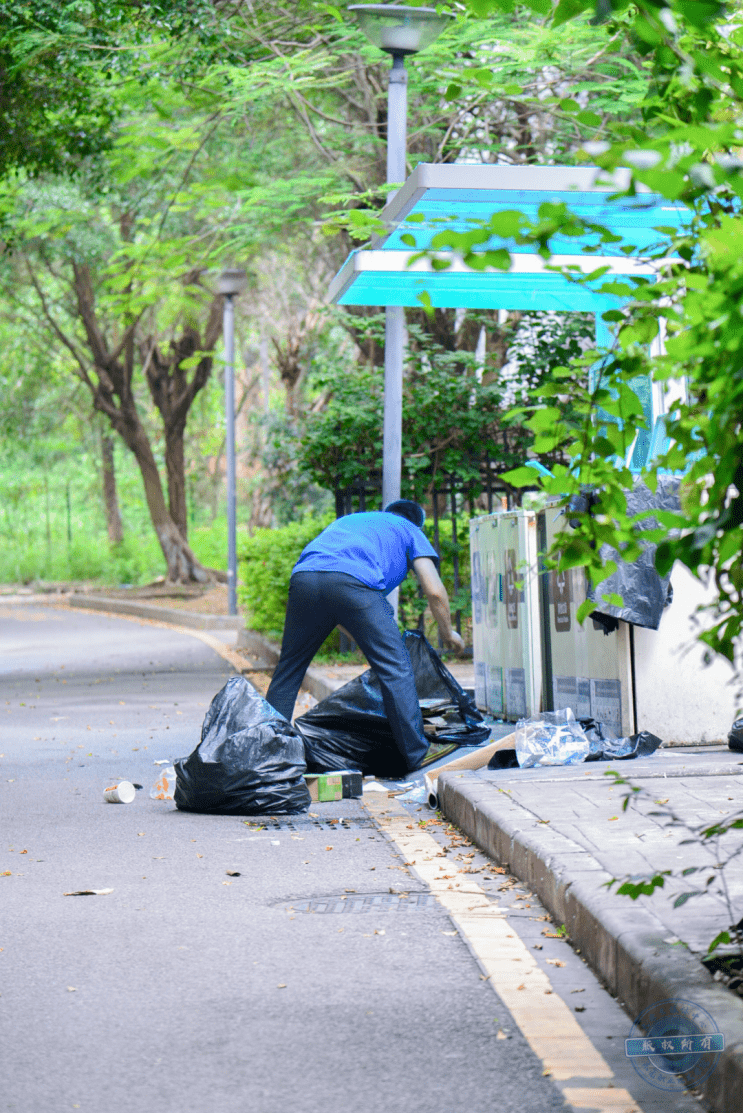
[304,771,363,802]
[424,732,516,808]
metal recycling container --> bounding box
[470,509,543,722]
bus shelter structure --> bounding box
[327,163,689,493]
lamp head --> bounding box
[348,4,452,56]
[218,268,248,296]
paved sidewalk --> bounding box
[438,748,743,1113]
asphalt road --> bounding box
[1,603,571,1113]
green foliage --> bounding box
[440,3,743,670]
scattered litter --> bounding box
[63,888,114,896]
[150,765,176,800]
[395,784,427,804]
[363,780,388,794]
[103,781,135,804]
[225,870,241,877]
[571,988,585,994]
[515,709,589,768]
[304,770,362,802]
[153,759,170,766]
[174,676,310,815]
[492,708,664,770]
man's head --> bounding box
[383,499,426,529]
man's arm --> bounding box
[413,557,465,655]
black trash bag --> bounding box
[296,630,490,779]
[589,476,681,630]
[728,716,743,753]
[174,676,310,815]
[579,716,662,761]
[487,748,519,770]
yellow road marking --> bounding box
[364,793,646,1113]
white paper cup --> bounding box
[103,781,136,804]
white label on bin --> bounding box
[487,665,503,715]
[590,678,622,731]
[577,677,591,720]
[475,662,487,710]
[552,675,576,713]
[506,668,527,720]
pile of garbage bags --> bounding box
[296,631,489,779]
[488,708,662,771]
[172,633,484,813]
[174,676,311,815]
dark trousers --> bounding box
[266,571,428,772]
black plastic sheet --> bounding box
[578,476,681,630]
[296,630,489,778]
[174,676,310,815]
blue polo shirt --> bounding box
[292,512,439,594]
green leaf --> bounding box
[707,930,731,955]
[576,599,597,623]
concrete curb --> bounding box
[438,768,743,1113]
[68,593,243,632]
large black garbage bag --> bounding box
[728,716,743,753]
[174,676,310,815]
[296,630,490,778]
[581,476,681,630]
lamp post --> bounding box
[218,268,247,616]
[349,4,451,503]
[349,4,451,612]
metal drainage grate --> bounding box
[286,892,437,914]
[242,816,376,832]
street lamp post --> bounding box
[349,4,452,613]
[218,268,247,616]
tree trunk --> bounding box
[124,422,211,584]
[165,424,188,540]
[101,433,124,544]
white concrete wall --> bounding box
[633,563,740,743]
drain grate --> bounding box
[286,892,437,914]
[242,815,376,832]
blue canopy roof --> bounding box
[328,163,688,310]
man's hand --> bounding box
[443,630,465,656]
[413,557,467,655]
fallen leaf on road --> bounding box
[546,959,565,967]
[533,944,543,950]
[441,930,457,936]
[222,881,232,886]
[137,833,145,837]
[344,889,356,893]
[1,871,11,877]
[516,984,526,991]
[196,853,203,859]
[226,870,241,877]
[67,987,76,992]
[496,1030,507,1040]
[20,850,27,855]
[571,988,585,994]
[325,846,333,851]
[480,974,491,981]
[63,889,114,896]
[277,984,286,989]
